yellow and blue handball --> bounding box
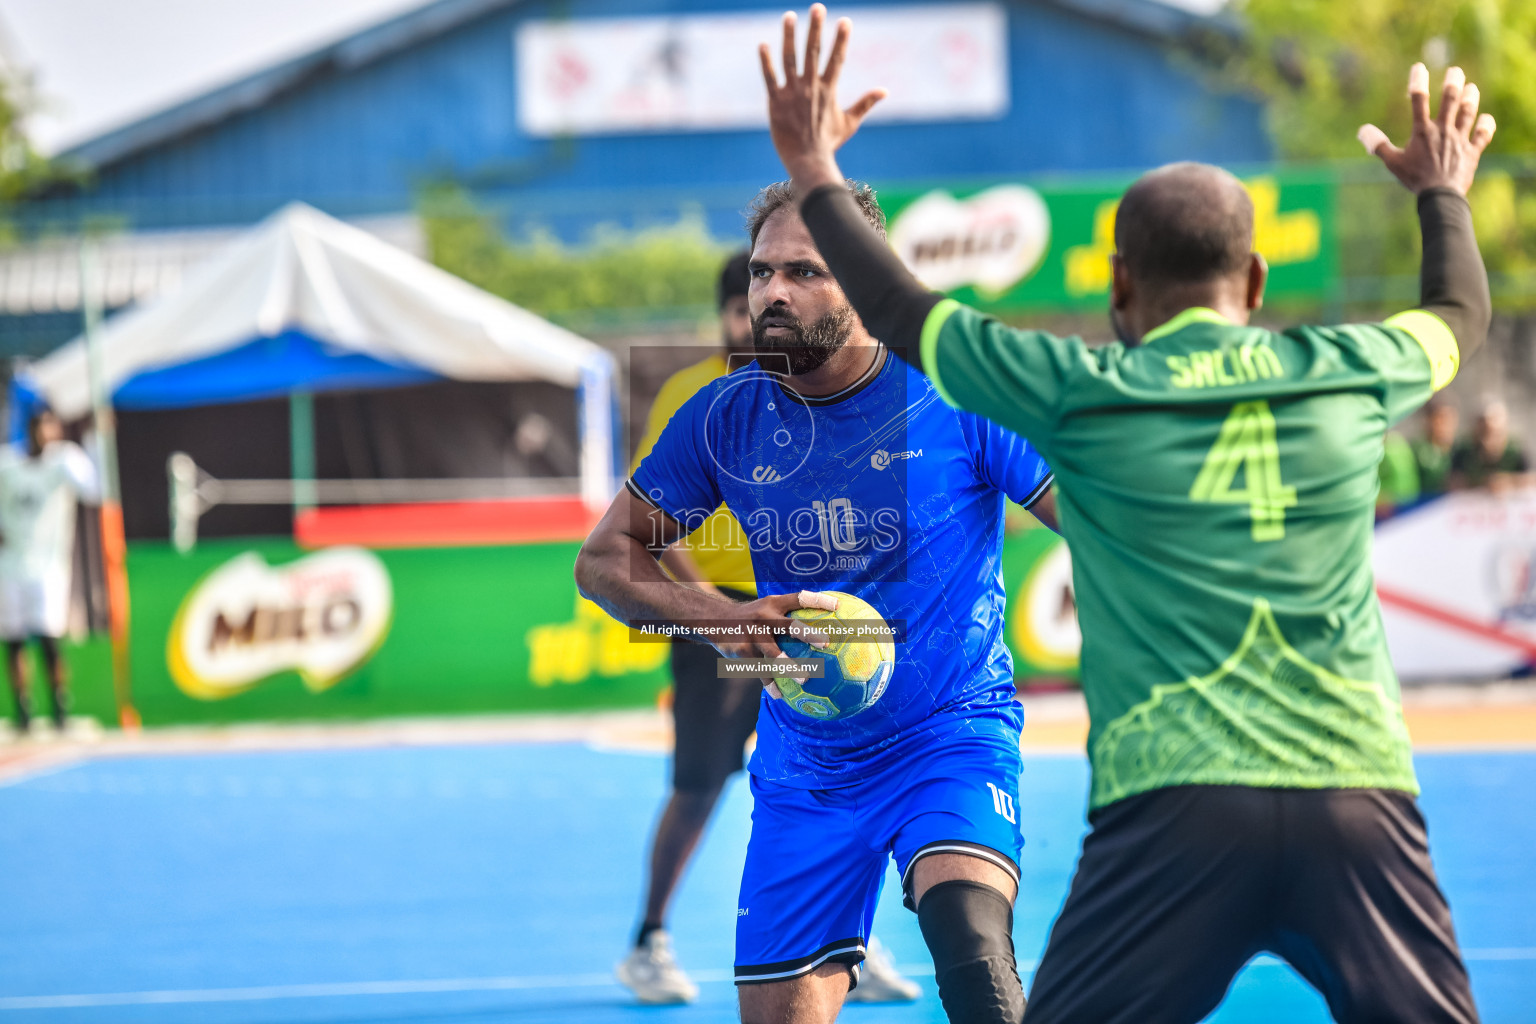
[774,591,896,721]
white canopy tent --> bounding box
[21,202,618,509]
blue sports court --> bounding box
[0,741,1531,1023]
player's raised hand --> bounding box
[759,4,887,193]
[1359,63,1496,196]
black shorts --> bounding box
[1025,785,1478,1024]
[670,588,759,793]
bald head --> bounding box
[1115,163,1253,287]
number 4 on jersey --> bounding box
[1189,400,1297,542]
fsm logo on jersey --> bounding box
[871,448,923,470]
[167,548,393,700]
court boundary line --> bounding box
[2,950,1530,1011]
[0,754,85,790]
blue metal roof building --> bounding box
[42,0,1266,235]
[0,0,1269,355]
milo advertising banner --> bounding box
[878,170,1337,312]
[167,547,394,701]
[65,530,1077,727]
[66,540,672,726]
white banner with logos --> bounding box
[1375,491,1536,679]
[515,4,1009,136]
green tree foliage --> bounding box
[1230,0,1536,305]
[421,186,728,327]
[0,67,60,198]
[1235,0,1536,159]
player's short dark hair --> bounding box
[1114,162,1253,285]
[717,250,751,309]
[745,180,886,251]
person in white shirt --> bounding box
[0,409,100,732]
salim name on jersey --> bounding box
[631,348,1052,789]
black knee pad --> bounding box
[917,879,1025,1024]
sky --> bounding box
[0,0,1229,157]
[0,0,430,154]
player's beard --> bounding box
[722,324,755,362]
[751,305,855,376]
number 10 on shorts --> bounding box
[986,782,1016,824]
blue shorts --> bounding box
[733,732,1024,985]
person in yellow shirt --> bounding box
[615,252,919,1004]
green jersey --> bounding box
[923,302,1460,810]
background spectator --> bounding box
[1413,400,1459,498]
[1450,400,1532,493]
[0,410,101,733]
[1377,432,1421,518]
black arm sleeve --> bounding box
[800,183,943,371]
[1417,186,1491,361]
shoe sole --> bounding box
[615,966,697,1005]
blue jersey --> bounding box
[631,349,1052,788]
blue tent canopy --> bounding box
[111,330,440,410]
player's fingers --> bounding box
[845,89,887,124]
[765,680,784,700]
[1455,82,1481,135]
[1471,112,1497,150]
[759,43,780,92]
[804,4,824,80]
[1357,124,1406,175]
[798,589,840,611]
[781,10,798,82]
[1437,66,1466,129]
[1356,123,1387,153]
[760,593,803,617]
[786,620,831,650]
[822,16,851,87]
[1408,62,1431,129]
[1357,123,1393,155]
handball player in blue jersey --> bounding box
[576,182,1053,1024]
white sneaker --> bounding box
[846,936,921,1003]
[616,930,699,1005]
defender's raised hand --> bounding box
[759,4,886,193]
[1359,63,1496,195]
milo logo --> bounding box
[167,548,393,700]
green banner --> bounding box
[54,530,1079,728]
[1000,525,1079,680]
[61,540,666,726]
[877,170,1337,313]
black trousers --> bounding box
[669,587,759,794]
[1024,785,1478,1024]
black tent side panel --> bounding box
[116,379,580,541]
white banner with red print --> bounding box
[1376,491,1536,679]
[515,4,1009,136]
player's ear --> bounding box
[1245,253,1268,313]
[1109,254,1132,311]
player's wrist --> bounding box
[1415,177,1468,198]
[787,155,844,195]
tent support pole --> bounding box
[289,390,316,520]
[81,238,140,732]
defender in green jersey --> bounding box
[924,300,1435,809]
[760,9,1495,1022]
